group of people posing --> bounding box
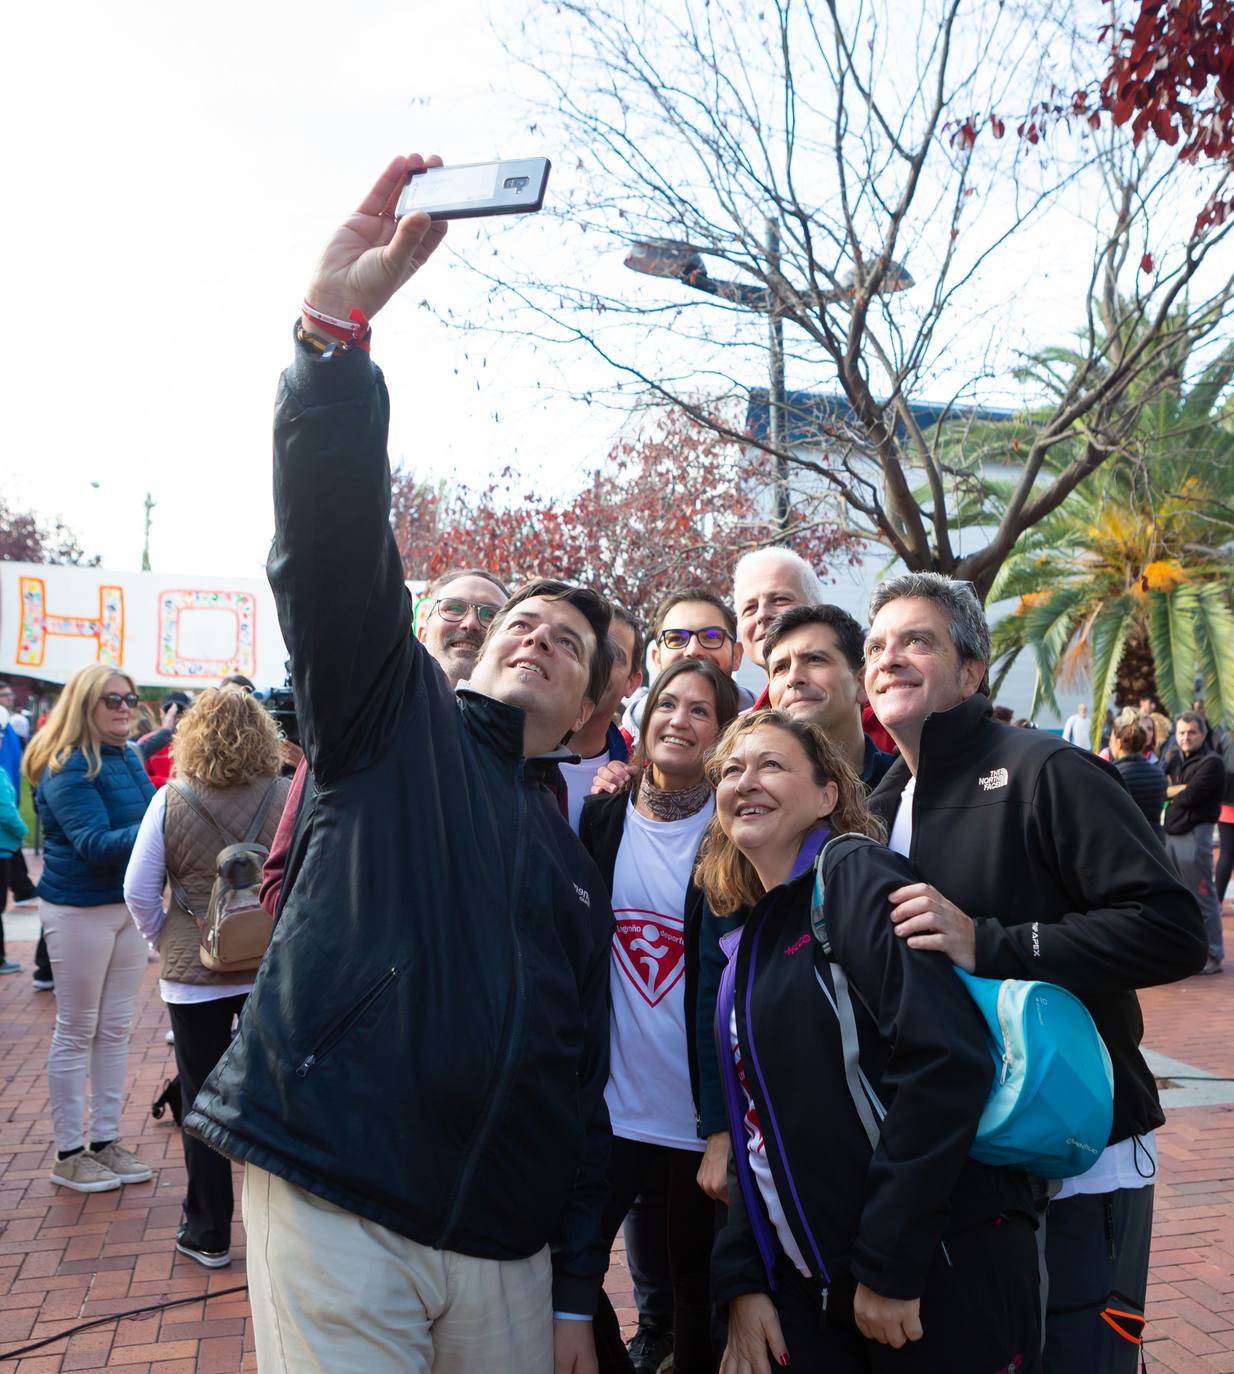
[18,157,1213,1374]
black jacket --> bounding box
[185,341,615,1315]
[867,695,1206,1145]
[712,834,1033,1306]
[578,789,716,1136]
[1164,744,1225,833]
[1113,753,1167,837]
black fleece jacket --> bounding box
[1164,744,1225,833]
[186,338,615,1315]
[711,835,1033,1306]
[866,695,1206,1145]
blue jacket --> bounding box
[0,770,26,857]
[35,744,154,906]
[0,723,22,793]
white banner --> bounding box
[0,562,289,690]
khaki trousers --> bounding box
[242,1164,555,1373]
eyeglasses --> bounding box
[658,626,733,651]
[432,598,500,625]
[101,692,139,710]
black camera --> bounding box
[262,665,300,746]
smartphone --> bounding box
[395,158,551,221]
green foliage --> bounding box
[983,329,1234,723]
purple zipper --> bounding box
[716,932,780,1288]
[715,826,834,1287]
[743,916,831,1282]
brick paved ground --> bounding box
[2,868,1233,1371]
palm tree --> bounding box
[984,340,1234,724]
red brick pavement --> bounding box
[2,895,1233,1371]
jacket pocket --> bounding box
[295,966,399,1077]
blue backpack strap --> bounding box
[810,846,886,1152]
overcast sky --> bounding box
[5,0,1224,586]
[6,0,625,575]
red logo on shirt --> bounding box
[613,909,686,1007]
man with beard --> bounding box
[260,565,510,916]
[416,569,510,684]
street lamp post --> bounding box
[622,232,913,538]
[764,218,789,532]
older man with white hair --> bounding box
[731,546,825,669]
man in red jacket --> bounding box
[137,693,190,788]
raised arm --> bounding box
[268,157,447,784]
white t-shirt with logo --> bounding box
[605,797,713,1152]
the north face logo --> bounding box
[613,909,686,1007]
[979,768,1009,791]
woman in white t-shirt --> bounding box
[579,658,740,1374]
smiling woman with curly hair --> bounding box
[124,686,290,1270]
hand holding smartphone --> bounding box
[395,158,551,221]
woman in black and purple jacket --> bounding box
[695,710,1039,1374]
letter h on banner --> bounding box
[17,577,125,668]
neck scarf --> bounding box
[638,774,712,823]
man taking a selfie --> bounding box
[187,155,615,1374]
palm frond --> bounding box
[1088,597,1137,725]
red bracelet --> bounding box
[301,301,372,353]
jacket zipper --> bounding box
[716,940,780,1289]
[295,966,398,1077]
[436,764,530,1247]
[741,916,832,1283]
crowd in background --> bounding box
[0,159,1228,1374]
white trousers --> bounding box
[40,899,146,1152]
[242,1164,555,1373]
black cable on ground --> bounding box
[0,1283,249,1362]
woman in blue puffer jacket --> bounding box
[25,664,155,1194]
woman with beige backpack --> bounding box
[124,686,290,1268]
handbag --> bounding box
[811,834,1114,1179]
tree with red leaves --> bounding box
[390,408,854,616]
[0,497,97,566]
[1098,0,1234,232]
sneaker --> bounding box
[89,1142,154,1184]
[1202,956,1224,975]
[175,1231,231,1268]
[627,1324,674,1374]
[31,976,54,991]
[51,1151,121,1193]
[0,960,21,974]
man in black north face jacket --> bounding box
[862,572,1204,1374]
[186,155,615,1374]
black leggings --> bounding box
[768,1212,1041,1373]
[168,994,248,1252]
[593,1136,719,1374]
